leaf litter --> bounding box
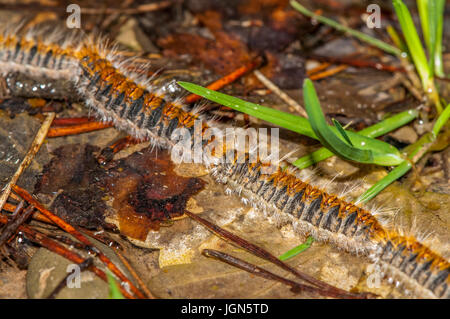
[0,0,449,299]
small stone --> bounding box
[389,126,418,144]
[27,248,109,299]
[116,18,157,52]
[26,235,136,299]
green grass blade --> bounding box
[426,0,437,77]
[393,0,431,89]
[434,0,445,77]
[178,81,316,139]
[356,160,411,203]
[290,0,402,56]
[358,109,419,137]
[293,109,418,169]
[179,81,404,166]
[417,0,430,52]
[356,132,429,204]
[293,147,332,170]
[432,104,450,138]
[106,271,124,299]
[303,79,403,166]
[358,104,449,203]
[279,236,314,261]
[386,25,408,53]
[303,79,374,163]
[332,119,354,146]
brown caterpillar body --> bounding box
[0,29,79,79]
[212,154,385,255]
[213,154,449,298]
[0,26,448,298]
[376,234,449,298]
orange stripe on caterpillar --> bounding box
[1,26,448,298]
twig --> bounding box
[309,64,348,81]
[308,54,404,72]
[0,204,34,248]
[80,228,122,250]
[0,214,134,299]
[185,57,263,104]
[51,117,98,126]
[112,246,155,299]
[0,112,55,212]
[399,56,423,93]
[203,249,348,298]
[0,1,173,15]
[253,70,308,118]
[47,121,113,137]
[47,258,94,299]
[11,184,146,299]
[97,135,140,165]
[306,62,332,76]
[44,233,89,250]
[436,76,450,83]
[185,211,374,299]
[2,202,55,225]
[9,200,24,218]
[81,1,173,15]
[399,75,423,101]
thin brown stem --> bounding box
[203,249,353,298]
[185,211,375,299]
[11,184,146,299]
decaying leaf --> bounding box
[101,147,206,240]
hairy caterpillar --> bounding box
[0,25,448,299]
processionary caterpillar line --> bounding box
[0,25,448,299]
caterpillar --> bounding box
[0,25,448,299]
